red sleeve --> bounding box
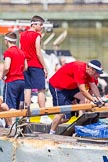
[4,50,12,59]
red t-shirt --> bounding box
[20,30,43,68]
[49,61,95,90]
[4,46,25,82]
[85,77,98,90]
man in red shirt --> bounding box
[1,32,27,127]
[20,15,51,124]
[49,60,104,134]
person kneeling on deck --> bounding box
[49,60,104,135]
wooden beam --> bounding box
[92,107,108,112]
[0,103,96,118]
[0,109,28,118]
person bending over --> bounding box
[49,60,104,134]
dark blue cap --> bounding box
[88,60,103,74]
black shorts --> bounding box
[3,80,25,109]
[49,83,80,119]
[24,67,45,90]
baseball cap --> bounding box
[88,60,103,74]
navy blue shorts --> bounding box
[49,83,80,119]
[3,80,25,109]
[24,67,45,90]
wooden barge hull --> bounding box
[0,128,108,162]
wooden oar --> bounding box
[1,103,108,118]
[0,109,28,118]
[92,106,108,112]
[0,103,96,118]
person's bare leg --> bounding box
[24,89,32,107]
[74,92,86,116]
[0,103,11,127]
[5,117,12,127]
[7,109,20,128]
[60,118,69,124]
[0,103,9,111]
[49,114,65,134]
[38,89,46,108]
[38,89,52,124]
